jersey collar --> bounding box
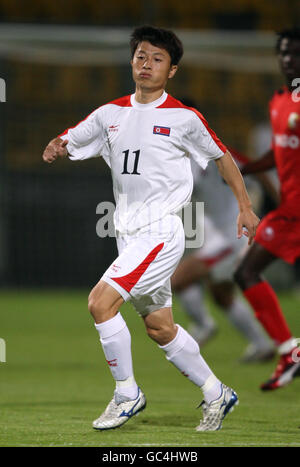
[130,91,168,110]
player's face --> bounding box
[278,37,300,83]
[131,41,177,91]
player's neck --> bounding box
[286,81,293,92]
[285,77,296,93]
[134,87,165,104]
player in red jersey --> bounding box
[234,27,300,390]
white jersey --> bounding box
[191,159,238,239]
[60,91,226,235]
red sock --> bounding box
[243,281,292,346]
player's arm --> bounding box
[215,150,260,245]
[43,137,69,164]
[240,149,275,175]
[42,107,107,164]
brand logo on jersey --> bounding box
[109,124,119,132]
[274,133,300,149]
[288,112,300,129]
[153,126,171,136]
[112,264,121,273]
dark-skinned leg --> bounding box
[171,255,209,292]
[234,242,276,290]
[208,280,234,309]
[234,242,293,346]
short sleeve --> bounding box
[184,109,227,169]
[59,107,109,161]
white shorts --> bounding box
[101,215,185,316]
[193,217,248,281]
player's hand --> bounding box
[237,209,260,245]
[42,137,68,163]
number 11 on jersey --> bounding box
[121,149,141,175]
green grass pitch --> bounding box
[1,289,300,447]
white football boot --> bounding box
[93,387,146,430]
[196,384,238,431]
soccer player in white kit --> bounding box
[42,26,259,432]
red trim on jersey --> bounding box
[200,247,233,268]
[158,95,227,153]
[111,242,164,293]
[108,95,132,107]
[58,95,132,137]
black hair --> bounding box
[130,25,183,65]
[276,26,300,53]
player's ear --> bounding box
[168,65,178,79]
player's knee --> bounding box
[213,292,232,309]
[234,264,255,290]
[233,265,245,288]
[211,281,234,308]
[88,290,107,319]
[88,293,99,316]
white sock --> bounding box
[226,298,272,349]
[178,285,215,329]
[95,313,138,401]
[159,324,221,403]
[278,337,298,355]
